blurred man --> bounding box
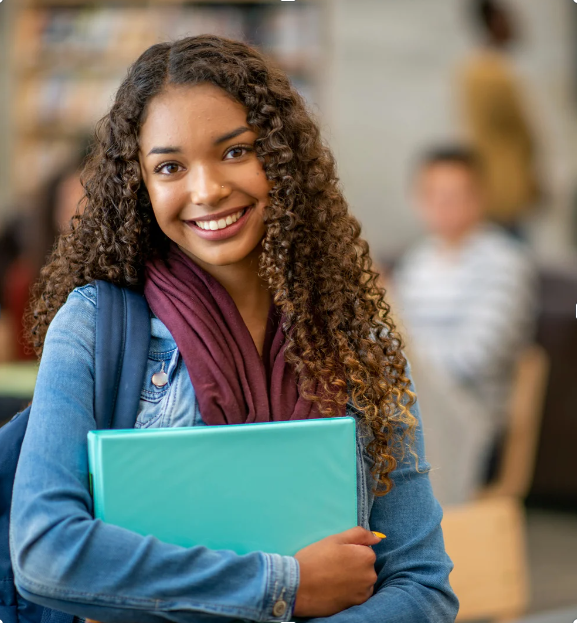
[391,146,537,504]
[458,0,542,235]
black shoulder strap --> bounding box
[94,281,151,430]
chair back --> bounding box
[442,496,530,621]
[480,345,549,500]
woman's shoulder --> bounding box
[45,283,98,338]
[49,282,98,326]
[40,284,101,372]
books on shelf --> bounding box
[10,1,326,198]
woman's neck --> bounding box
[211,247,269,309]
[184,243,272,355]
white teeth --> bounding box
[195,207,247,231]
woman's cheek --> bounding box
[149,184,186,226]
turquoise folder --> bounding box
[87,417,357,556]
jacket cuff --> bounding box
[261,553,299,621]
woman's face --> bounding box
[138,83,273,270]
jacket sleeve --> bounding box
[9,286,298,623]
[298,361,460,623]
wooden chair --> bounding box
[478,345,549,500]
[442,496,530,622]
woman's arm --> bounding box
[298,363,460,623]
[10,286,298,623]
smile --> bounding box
[194,207,247,231]
[184,204,254,241]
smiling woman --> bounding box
[12,34,459,623]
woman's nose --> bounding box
[187,164,228,205]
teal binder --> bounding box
[87,417,357,556]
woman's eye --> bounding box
[153,147,252,174]
[225,146,252,160]
[154,162,181,175]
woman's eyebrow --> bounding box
[146,127,251,157]
[213,126,251,145]
[147,146,182,157]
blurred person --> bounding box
[458,0,543,235]
[391,146,537,504]
[2,151,86,361]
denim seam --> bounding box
[161,358,181,427]
[135,402,165,428]
[286,556,299,620]
[140,388,170,400]
[262,553,274,618]
[146,349,177,360]
[77,290,96,307]
[192,394,203,426]
[157,373,172,427]
[76,287,96,306]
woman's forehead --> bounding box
[139,84,250,146]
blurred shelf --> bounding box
[9,0,327,198]
[17,126,94,140]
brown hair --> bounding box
[24,35,420,494]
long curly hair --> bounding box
[24,34,419,495]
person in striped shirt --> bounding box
[391,146,538,504]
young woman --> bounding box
[11,35,458,622]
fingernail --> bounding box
[372,531,386,539]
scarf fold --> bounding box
[143,242,344,425]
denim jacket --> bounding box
[10,284,459,623]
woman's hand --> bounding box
[293,526,383,618]
[85,527,382,622]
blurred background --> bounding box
[0,0,576,621]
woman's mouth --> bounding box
[193,206,247,231]
[184,205,254,241]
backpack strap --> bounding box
[94,281,151,430]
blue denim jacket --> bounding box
[10,284,459,623]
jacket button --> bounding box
[151,361,168,387]
[272,599,287,617]
[151,371,168,387]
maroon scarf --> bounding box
[143,242,344,425]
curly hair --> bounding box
[24,34,419,495]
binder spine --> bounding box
[87,431,104,519]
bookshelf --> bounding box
[8,0,328,203]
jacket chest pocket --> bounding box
[136,348,179,428]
